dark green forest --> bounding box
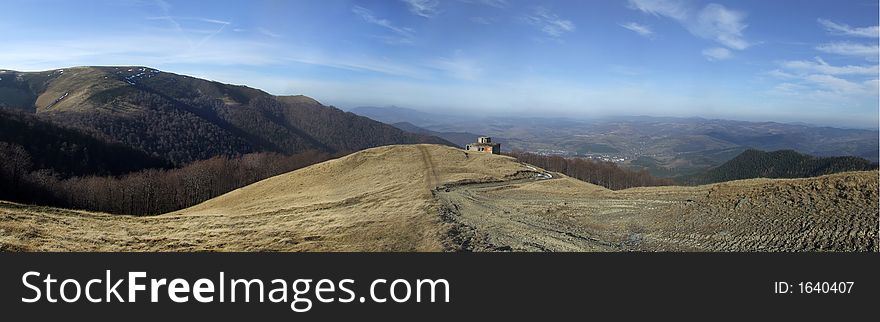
[686,149,878,184]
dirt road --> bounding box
[436,176,650,251]
[434,168,879,252]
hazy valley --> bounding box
[351,106,879,178]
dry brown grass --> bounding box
[0,144,533,251]
[1,144,876,252]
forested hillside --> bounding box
[0,151,333,215]
[0,109,169,176]
[0,66,453,214]
[508,151,674,190]
[687,149,878,184]
[0,67,453,165]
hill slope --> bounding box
[0,108,169,176]
[690,149,877,184]
[0,144,539,251]
[1,144,876,252]
[0,67,452,165]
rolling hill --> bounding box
[1,144,875,252]
[689,149,878,184]
[0,67,453,165]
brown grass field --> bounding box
[1,144,877,251]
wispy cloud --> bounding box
[803,74,875,94]
[816,42,880,60]
[256,27,282,39]
[818,18,879,38]
[429,50,483,80]
[0,34,435,80]
[401,0,439,18]
[627,0,751,54]
[702,47,732,61]
[460,0,508,8]
[144,16,230,50]
[620,22,654,38]
[352,6,415,44]
[145,16,230,25]
[145,0,231,52]
[693,4,750,50]
[470,17,494,25]
[523,7,575,38]
[767,56,879,108]
[627,0,688,21]
[779,57,879,76]
[766,69,797,79]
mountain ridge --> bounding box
[0,66,454,165]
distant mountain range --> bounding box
[352,106,879,176]
[0,67,452,168]
[349,106,461,127]
[388,121,508,148]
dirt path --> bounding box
[434,170,624,251]
[434,171,879,252]
[417,145,440,193]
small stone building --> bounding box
[466,137,500,154]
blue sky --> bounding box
[2,0,878,128]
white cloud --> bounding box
[766,69,797,79]
[766,55,879,111]
[818,18,879,38]
[470,17,493,25]
[256,28,282,39]
[816,42,880,60]
[620,22,654,38]
[778,57,879,76]
[702,47,732,61]
[693,4,750,50]
[627,0,688,21]
[145,16,230,50]
[401,0,439,18]
[804,74,872,93]
[0,34,433,79]
[771,82,808,94]
[352,6,415,44]
[460,0,508,8]
[627,0,751,51]
[429,50,483,80]
[524,7,575,38]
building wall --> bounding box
[465,144,500,154]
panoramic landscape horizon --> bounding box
[0,0,877,253]
[2,0,878,128]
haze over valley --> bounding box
[352,106,879,178]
